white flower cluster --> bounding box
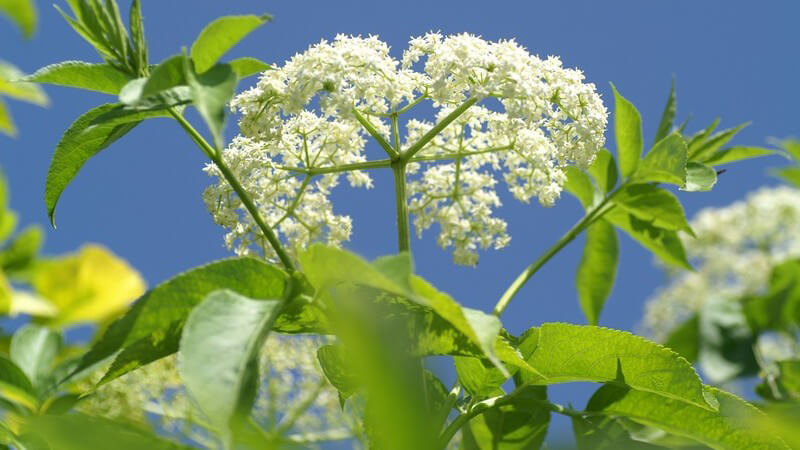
[642,186,800,341]
[78,335,357,447]
[205,33,607,264]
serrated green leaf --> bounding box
[654,79,676,145]
[682,162,717,192]
[0,60,48,105]
[229,57,271,79]
[610,84,643,178]
[455,356,508,398]
[572,415,661,450]
[702,146,775,166]
[586,384,790,450]
[0,0,36,37]
[605,207,692,270]
[613,184,693,234]
[26,61,131,95]
[178,290,280,435]
[186,62,237,150]
[72,258,320,384]
[576,219,618,325]
[190,14,271,74]
[689,123,750,161]
[518,323,714,410]
[563,166,595,209]
[0,225,43,275]
[635,133,687,185]
[462,386,550,450]
[45,103,170,225]
[587,149,619,194]
[10,324,61,395]
[663,315,700,363]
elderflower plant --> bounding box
[642,185,800,341]
[204,33,607,265]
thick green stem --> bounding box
[352,108,397,158]
[392,160,411,252]
[168,108,296,272]
[492,191,618,317]
[402,97,479,160]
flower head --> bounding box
[205,33,607,264]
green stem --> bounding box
[352,108,397,158]
[272,377,327,437]
[402,97,479,161]
[492,189,620,317]
[392,160,411,252]
[168,108,296,272]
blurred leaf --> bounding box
[45,103,171,225]
[587,149,619,194]
[572,415,661,450]
[563,166,595,209]
[190,14,272,74]
[23,414,188,450]
[682,162,717,192]
[689,122,749,162]
[653,79,676,145]
[605,207,692,270]
[774,167,800,188]
[756,360,800,402]
[462,386,550,450]
[576,219,618,325]
[317,344,358,400]
[697,297,758,384]
[0,98,13,136]
[0,273,10,313]
[7,290,56,318]
[73,258,315,385]
[10,324,61,395]
[743,259,800,332]
[178,290,280,437]
[518,323,715,410]
[0,225,42,275]
[0,61,48,105]
[780,138,800,161]
[0,355,37,411]
[610,83,642,178]
[613,184,693,234]
[586,384,789,449]
[703,146,775,166]
[663,315,700,363]
[26,61,131,95]
[31,244,145,327]
[634,132,687,186]
[0,0,36,37]
[185,62,237,150]
[229,57,271,78]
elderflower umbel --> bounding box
[642,186,800,342]
[205,33,607,264]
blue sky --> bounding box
[2,0,799,444]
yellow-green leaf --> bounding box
[610,84,643,178]
[190,14,271,74]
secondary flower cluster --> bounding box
[642,186,800,342]
[205,33,607,264]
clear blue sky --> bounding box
[2,0,798,444]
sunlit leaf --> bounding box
[190,14,271,74]
[587,149,619,194]
[634,132,687,186]
[563,166,595,209]
[653,79,676,145]
[185,62,237,150]
[576,219,618,325]
[0,0,36,37]
[0,60,48,105]
[689,122,749,161]
[613,184,693,234]
[702,146,775,166]
[26,61,131,95]
[229,57,271,78]
[663,315,700,363]
[605,207,692,270]
[10,324,61,394]
[0,225,42,275]
[682,161,717,192]
[610,84,643,178]
[462,386,550,450]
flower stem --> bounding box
[402,97,479,161]
[167,108,296,272]
[353,108,397,158]
[392,160,411,252]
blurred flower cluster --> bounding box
[204,33,607,265]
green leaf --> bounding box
[129,0,147,73]
[10,324,61,394]
[743,259,800,332]
[613,184,693,233]
[653,79,676,145]
[773,167,800,188]
[702,146,775,166]
[756,360,800,401]
[0,0,36,37]
[663,315,700,363]
[125,54,186,104]
[229,57,271,79]
[586,384,790,450]
[455,356,508,398]
[190,14,272,74]
[689,122,750,162]
[462,386,550,450]
[587,149,619,194]
[780,138,800,161]
[0,60,48,105]
[25,61,131,95]
[73,258,318,384]
[45,103,170,225]
[682,161,717,192]
[576,219,618,325]
[0,355,37,410]
[563,166,595,209]
[518,323,714,410]
[572,415,661,450]
[0,225,43,275]
[605,207,692,270]
[317,344,358,400]
[0,98,14,136]
[634,133,688,185]
[696,297,758,384]
[686,118,720,155]
[186,62,237,150]
[610,83,643,178]
[178,290,280,435]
